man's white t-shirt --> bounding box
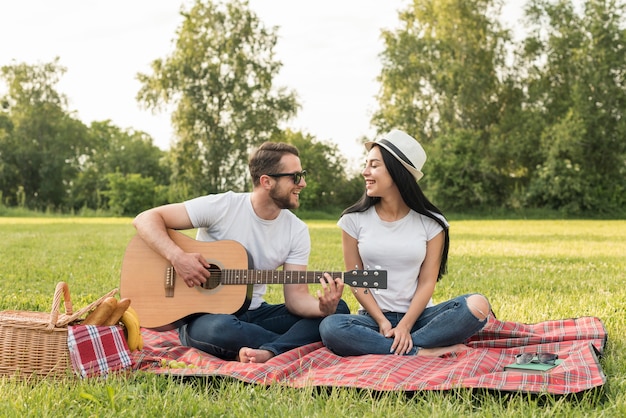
[337,206,446,313]
[184,191,310,310]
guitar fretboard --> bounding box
[219,270,345,285]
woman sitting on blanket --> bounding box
[319,129,491,357]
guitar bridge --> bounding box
[165,267,175,297]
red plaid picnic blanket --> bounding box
[67,325,133,378]
[130,316,607,394]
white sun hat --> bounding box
[365,129,427,182]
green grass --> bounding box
[0,217,625,417]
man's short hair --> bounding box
[249,142,300,186]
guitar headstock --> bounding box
[343,269,387,289]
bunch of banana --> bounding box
[82,297,143,351]
[121,306,144,351]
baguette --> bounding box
[104,298,131,326]
[83,296,118,325]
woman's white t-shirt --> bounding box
[184,191,310,310]
[337,206,445,313]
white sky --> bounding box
[0,0,522,170]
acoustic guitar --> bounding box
[120,229,387,330]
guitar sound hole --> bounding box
[202,265,222,290]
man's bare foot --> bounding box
[238,347,275,363]
[416,344,469,357]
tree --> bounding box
[0,58,89,210]
[136,0,298,200]
[372,0,513,209]
[0,110,15,205]
[372,0,626,214]
[103,173,168,216]
[69,121,170,212]
[522,0,626,213]
[277,129,358,211]
[373,0,508,141]
[0,58,170,213]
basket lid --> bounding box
[0,310,69,328]
[0,285,118,329]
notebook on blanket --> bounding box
[130,316,607,395]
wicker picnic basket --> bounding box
[0,281,118,380]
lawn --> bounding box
[0,217,624,417]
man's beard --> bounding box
[269,186,299,210]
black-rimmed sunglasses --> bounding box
[267,170,307,184]
[515,352,559,365]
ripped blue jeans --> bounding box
[319,294,488,356]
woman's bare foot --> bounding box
[238,347,275,363]
[416,344,469,357]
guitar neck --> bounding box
[219,269,344,285]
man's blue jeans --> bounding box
[319,294,488,356]
[179,300,350,360]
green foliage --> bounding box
[373,0,508,142]
[136,0,298,197]
[373,0,516,212]
[520,0,626,214]
[425,129,497,210]
[373,0,626,216]
[69,121,171,214]
[0,217,624,416]
[0,62,170,216]
[85,121,171,185]
[278,129,362,210]
[103,173,169,217]
[2,0,625,218]
[0,58,90,211]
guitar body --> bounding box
[120,230,252,330]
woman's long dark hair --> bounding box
[342,145,449,280]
